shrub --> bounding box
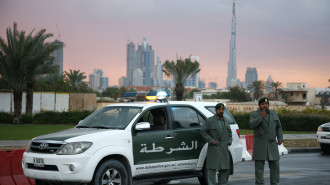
[0,112,13,123]
[33,111,92,124]
[232,112,330,132]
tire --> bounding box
[153,180,172,184]
[198,166,208,185]
[90,159,128,185]
[321,144,330,154]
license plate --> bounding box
[326,134,330,139]
[33,158,44,167]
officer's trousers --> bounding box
[207,168,228,185]
[255,160,279,185]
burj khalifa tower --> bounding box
[226,0,240,88]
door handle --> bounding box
[165,136,174,140]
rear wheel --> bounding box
[90,159,128,185]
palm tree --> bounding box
[25,30,63,116]
[271,81,282,101]
[0,23,36,123]
[163,57,200,100]
[249,80,265,101]
[64,69,86,91]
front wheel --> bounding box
[90,159,128,185]
[321,144,330,154]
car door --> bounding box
[170,106,206,170]
[132,106,176,174]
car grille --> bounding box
[322,127,330,132]
[27,163,59,171]
[30,140,66,154]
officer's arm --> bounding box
[249,111,263,129]
[275,113,284,144]
[227,123,233,145]
[200,119,214,144]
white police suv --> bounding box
[317,122,330,154]
[22,91,242,185]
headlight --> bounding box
[25,140,32,153]
[57,142,93,155]
[317,126,322,132]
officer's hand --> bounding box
[260,109,266,118]
[211,140,216,145]
[277,141,282,145]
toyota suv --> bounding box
[317,122,330,154]
[22,91,242,185]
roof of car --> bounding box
[103,101,223,108]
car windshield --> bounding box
[204,106,236,125]
[77,106,141,129]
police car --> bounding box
[22,91,242,185]
[317,122,330,154]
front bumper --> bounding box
[317,131,330,144]
[22,152,94,183]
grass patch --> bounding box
[284,138,320,148]
[0,124,75,140]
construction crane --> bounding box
[56,24,61,41]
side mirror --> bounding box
[135,122,151,131]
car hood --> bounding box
[322,123,330,127]
[32,128,110,142]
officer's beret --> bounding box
[215,103,225,109]
[258,97,269,104]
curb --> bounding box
[287,147,321,153]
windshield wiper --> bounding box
[90,126,111,129]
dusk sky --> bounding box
[1,0,329,88]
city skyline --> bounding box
[1,0,329,88]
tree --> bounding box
[101,87,121,100]
[271,81,282,101]
[0,23,35,123]
[249,80,265,101]
[228,86,250,102]
[25,30,62,116]
[163,57,200,100]
[64,69,87,91]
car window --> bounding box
[77,106,141,129]
[205,106,235,125]
[171,107,205,128]
[138,107,168,131]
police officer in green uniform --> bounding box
[249,97,284,185]
[201,103,232,185]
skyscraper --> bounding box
[126,42,136,86]
[245,67,258,89]
[127,38,155,87]
[155,55,163,87]
[266,75,274,94]
[226,0,240,88]
[51,40,64,75]
[136,38,155,87]
[184,56,200,88]
[89,69,108,91]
